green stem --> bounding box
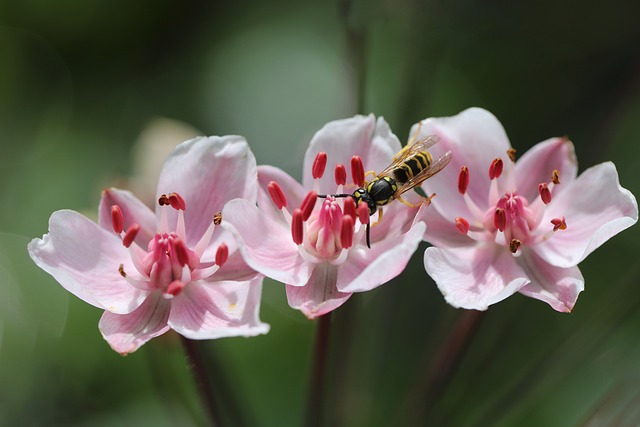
[180,335,221,427]
[305,312,333,427]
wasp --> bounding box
[320,136,452,248]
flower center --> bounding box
[456,156,567,255]
[111,192,227,298]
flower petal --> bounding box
[98,188,156,246]
[168,278,270,339]
[99,292,170,354]
[517,250,584,313]
[338,222,425,293]
[257,165,307,224]
[514,137,578,202]
[420,200,477,248]
[413,107,515,219]
[221,199,315,286]
[28,210,148,314]
[286,263,352,319]
[424,245,530,310]
[535,162,638,267]
[302,115,401,192]
[156,136,258,247]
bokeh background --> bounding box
[1,0,640,426]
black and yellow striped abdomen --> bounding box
[392,151,433,184]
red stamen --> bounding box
[158,194,170,206]
[312,152,328,179]
[111,205,124,234]
[173,238,190,267]
[551,216,567,231]
[351,156,365,187]
[340,215,354,249]
[267,181,287,209]
[489,158,504,180]
[343,196,356,221]
[357,201,370,224]
[122,224,140,248]
[166,280,185,298]
[334,164,347,186]
[455,217,470,234]
[551,169,560,185]
[509,239,522,254]
[215,242,229,267]
[538,183,552,204]
[458,166,470,195]
[291,209,304,244]
[300,191,318,221]
[494,208,506,232]
[168,193,186,211]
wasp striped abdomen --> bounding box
[393,151,432,184]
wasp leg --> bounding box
[396,193,436,208]
[364,170,377,180]
[393,121,424,160]
[370,207,384,226]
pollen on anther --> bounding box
[267,181,287,209]
[489,158,504,180]
[551,170,561,185]
[111,205,124,234]
[118,264,126,277]
[551,217,567,231]
[509,239,522,253]
[312,152,328,179]
[213,212,222,225]
[340,215,354,249]
[334,164,347,186]
[122,224,140,248]
[507,148,517,162]
[351,156,365,187]
[458,166,470,195]
[494,208,506,232]
[357,201,370,225]
[343,196,356,221]
[215,242,229,267]
[455,217,470,234]
[300,191,318,221]
[538,183,552,204]
[158,194,170,206]
[291,209,304,245]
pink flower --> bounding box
[222,115,428,319]
[413,107,638,312]
[28,136,269,354]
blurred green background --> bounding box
[1,0,640,426]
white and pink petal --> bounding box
[98,188,156,245]
[286,263,352,319]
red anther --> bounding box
[312,151,328,179]
[300,191,318,221]
[494,208,506,232]
[455,217,470,234]
[551,169,560,185]
[351,155,365,187]
[173,238,190,267]
[357,201,370,224]
[507,148,517,162]
[509,239,522,254]
[166,280,185,298]
[538,183,552,204]
[215,242,229,267]
[343,196,356,221]
[122,224,140,248]
[489,158,504,180]
[458,166,470,195]
[267,181,287,209]
[551,216,567,231]
[168,193,186,211]
[334,163,347,186]
[111,205,124,234]
[340,215,354,249]
[291,209,304,245]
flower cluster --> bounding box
[29,108,637,353]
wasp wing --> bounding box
[393,150,452,197]
[381,135,440,176]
